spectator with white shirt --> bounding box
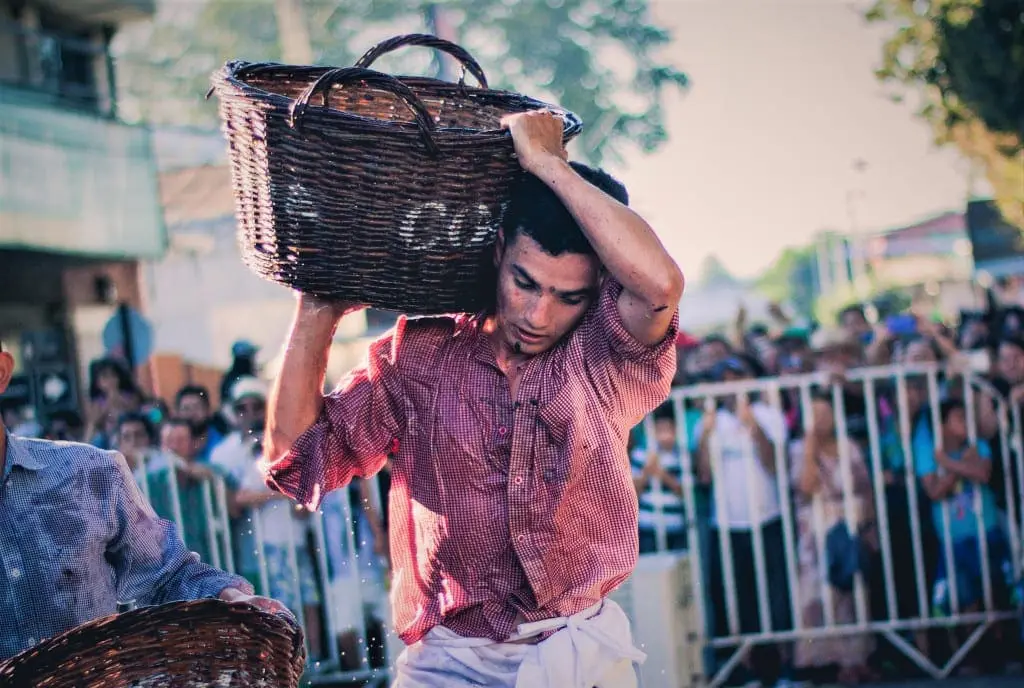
[229,421,324,660]
[211,376,271,591]
[695,355,793,687]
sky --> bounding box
[608,0,979,282]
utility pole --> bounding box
[274,0,313,64]
[848,158,869,295]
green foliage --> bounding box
[113,0,688,165]
[754,245,818,318]
[867,0,1024,230]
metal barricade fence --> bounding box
[134,453,394,687]
[638,363,1023,686]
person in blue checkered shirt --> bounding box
[0,342,289,661]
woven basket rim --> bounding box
[212,60,583,142]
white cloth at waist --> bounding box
[393,599,645,688]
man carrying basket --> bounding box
[263,110,684,687]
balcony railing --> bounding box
[0,20,115,118]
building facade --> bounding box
[0,0,164,425]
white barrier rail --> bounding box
[134,452,394,687]
[129,363,1023,687]
[639,363,1024,685]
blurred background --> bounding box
[1,1,1022,686]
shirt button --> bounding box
[9,568,21,580]
[513,476,523,485]
[27,637,36,646]
[498,426,508,436]
[517,534,526,543]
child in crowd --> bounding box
[632,402,687,553]
[914,400,1017,618]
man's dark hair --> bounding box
[175,384,211,409]
[88,358,137,401]
[501,162,628,256]
[652,401,676,423]
[999,335,1024,355]
[117,411,157,444]
[839,304,866,322]
[940,398,966,425]
[165,416,199,439]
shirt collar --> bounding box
[4,430,48,476]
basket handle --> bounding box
[354,33,489,89]
[288,67,440,156]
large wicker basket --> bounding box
[210,33,583,315]
[0,599,306,687]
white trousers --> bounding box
[392,599,645,688]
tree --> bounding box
[867,0,1023,230]
[755,245,818,318]
[113,0,688,166]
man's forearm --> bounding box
[529,156,683,306]
[945,456,991,484]
[265,299,351,461]
[750,426,777,474]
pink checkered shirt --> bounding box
[265,278,677,644]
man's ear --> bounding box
[0,352,14,397]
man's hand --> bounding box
[218,587,293,619]
[642,451,661,478]
[501,110,568,174]
[736,395,757,430]
[702,406,717,434]
[297,292,360,322]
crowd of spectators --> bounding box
[630,291,1024,686]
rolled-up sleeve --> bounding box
[262,319,408,510]
[579,278,679,421]
[107,453,251,605]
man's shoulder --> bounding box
[13,436,124,480]
[383,313,477,366]
[16,435,114,463]
[397,313,467,338]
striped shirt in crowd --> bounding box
[630,449,685,533]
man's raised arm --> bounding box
[262,295,404,509]
[502,111,685,347]
[264,295,353,463]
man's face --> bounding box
[177,394,208,424]
[161,424,195,459]
[841,310,869,337]
[232,395,266,434]
[906,378,928,416]
[903,339,937,364]
[493,232,600,356]
[816,346,858,373]
[654,418,676,451]
[944,408,968,444]
[118,420,151,454]
[998,342,1024,384]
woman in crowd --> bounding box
[790,391,877,685]
[84,357,141,448]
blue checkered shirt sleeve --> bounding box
[108,450,252,605]
[0,435,251,661]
